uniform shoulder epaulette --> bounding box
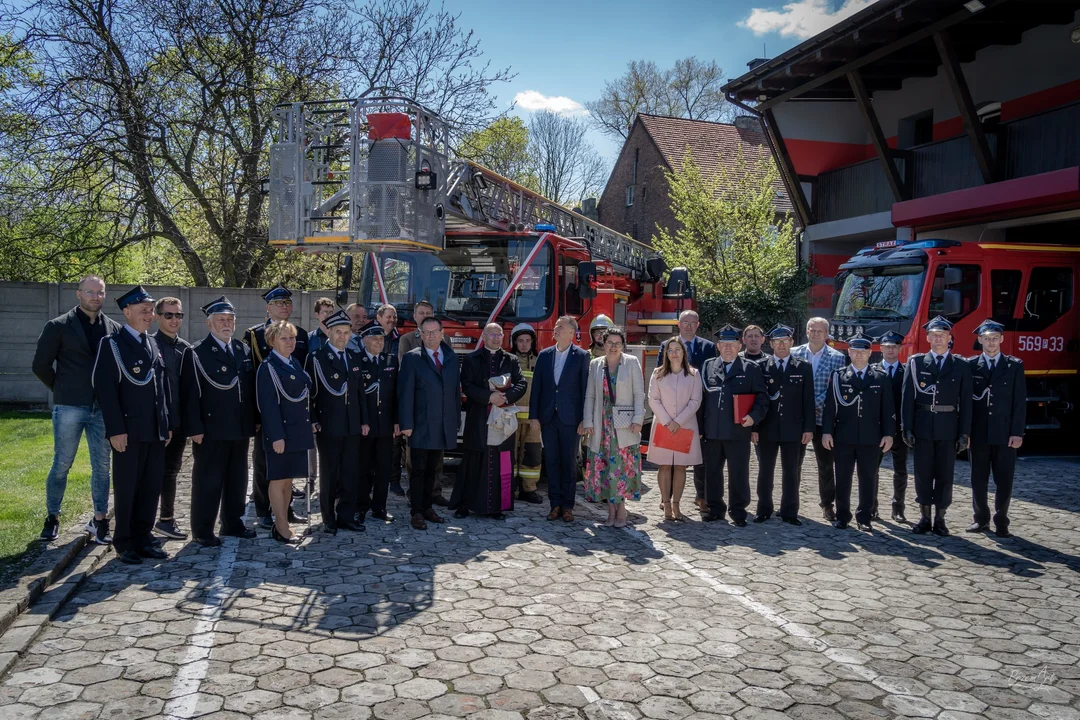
[1007,354,1022,364]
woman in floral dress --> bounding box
[583,327,645,528]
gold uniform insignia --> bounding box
[920,382,926,387]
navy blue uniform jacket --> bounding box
[92,330,170,442]
[756,355,815,443]
[359,351,399,438]
[698,356,769,441]
[529,344,590,427]
[398,342,460,450]
[969,354,1026,445]
[179,334,257,441]
[306,345,365,437]
[901,353,973,439]
[822,365,895,445]
[256,353,314,452]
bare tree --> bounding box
[3,0,512,287]
[585,57,732,141]
[527,110,606,206]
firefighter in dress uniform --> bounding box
[752,325,815,525]
[179,296,258,546]
[821,335,895,532]
[871,331,909,523]
[901,316,973,536]
[307,309,366,534]
[511,323,544,504]
[698,324,770,527]
[357,322,399,524]
[245,284,309,528]
[92,286,171,565]
[966,320,1026,538]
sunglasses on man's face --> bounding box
[158,312,184,320]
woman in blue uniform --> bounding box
[256,321,315,544]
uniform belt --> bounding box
[916,403,955,413]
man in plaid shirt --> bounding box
[791,317,848,521]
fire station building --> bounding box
[722,0,1080,320]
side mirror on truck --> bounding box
[578,261,598,299]
[943,288,963,316]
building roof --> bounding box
[636,114,794,216]
[722,0,1080,108]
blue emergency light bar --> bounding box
[872,238,961,251]
[535,223,556,232]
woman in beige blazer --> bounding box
[647,337,703,521]
[583,327,645,528]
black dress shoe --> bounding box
[288,508,307,523]
[118,550,143,564]
[338,519,366,532]
[731,518,747,528]
[519,491,543,504]
[833,521,850,530]
[702,513,725,522]
[933,519,950,537]
[891,511,907,523]
[423,509,446,524]
[371,510,393,522]
[432,494,449,507]
[870,514,884,524]
[138,545,168,559]
[222,528,257,539]
[967,522,989,533]
[322,524,337,535]
[912,519,932,534]
[271,526,301,545]
[995,527,1013,538]
[194,536,222,547]
[753,514,769,523]
[781,517,803,526]
[292,488,305,499]
[257,516,273,529]
[857,522,873,532]
[454,508,469,519]
[821,506,837,522]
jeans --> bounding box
[45,404,111,516]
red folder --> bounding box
[733,394,756,424]
[652,424,693,453]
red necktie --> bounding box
[433,350,442,372]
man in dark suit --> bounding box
[872,331,909,523]
[822,335,895,532]
[455,323,527,519]
[244,284,309,528]
[151,297,190,541]
[967,320,1026,538]
[698,325,770,527]
[33,275,122,544]
[180,296,258,546]
[92,286,171,564]
[398,317,460,530]
[357,323,399,523]
[656,310,716,511]
[529,315,590,522]
[901,316,973,536]
[307,310,366,534]
[752,325,814,525]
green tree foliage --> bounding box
[457,116,538,190]
[652,148,812,331]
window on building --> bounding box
[1022,266,1074,329]
[990,269,1022,323]
[625,185,634,206]
[633,148,639,184]
[898,110,934,149]
[928,263,980,321]
[641,184,647,202]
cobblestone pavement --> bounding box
[1,448,1079,720]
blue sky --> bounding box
[449,0,874,162]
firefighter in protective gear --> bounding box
[589,314,613,358]
[511,324,544,504]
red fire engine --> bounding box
[830,238,1080,431]
[267,97,694,353]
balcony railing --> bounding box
[812,101,1080,223]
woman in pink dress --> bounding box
[647,337,703,521]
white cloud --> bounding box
[512,90,588,116]
[741,0,876,39]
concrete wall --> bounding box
[2,282,337,406]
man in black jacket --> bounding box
[357,323,399,523]
[872,331,909,523]
[151,297,190,541]
[967,320,1026,538]
[32,275,121,544]
[752,325,814,525]
[92,286,171,564]
[180,297,258,547]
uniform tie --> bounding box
[139,332,151,357]
[889,364,895,378]
[936,355,944,370]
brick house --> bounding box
[596,114,795,244]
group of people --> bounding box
[32,277,1025,565]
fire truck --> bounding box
[267,97,694,355]
[830,238,1080,432]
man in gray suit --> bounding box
[398,317,460,530]
[32,275,122,544]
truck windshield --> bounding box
[835,264,926,320]
[361,236,552,322]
